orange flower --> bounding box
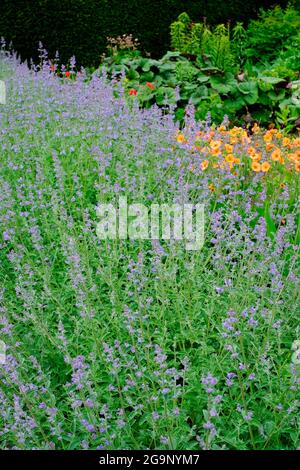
[251,161,261,172]
[250,152,262,161]
[234,157,241,164]
[210,140,221,155]
[261,162,271,172]
[263,131,272,143]
[247,146,256,156]
[224,144,233,153]
[282,137,290,147]
[201,160,209,171]
[252,123,260,134]
[176,133,186,144]
[229,127,240,137]
[271,148,281,162]
[241,134,251,144]
[225,154,235,164]
[293,137,300,146]
[295,162,300,172]
[210,140,221,149]
[266,143,275,151]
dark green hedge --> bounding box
[0,0,288,67]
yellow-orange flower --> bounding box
[252,123,260,134]
[261,162,271,172]
[271,148,281,162]
[282,137,290,147]
[177,133,186,144]
[293,137,300,146]
[201,160,209,171]
[252,161,261,172]
[208,183,216,192]
[241,134,251,144]
[210,140,222,155]
[250,152,262,161]
[266,143,275,151]
[248,146,256,156]
[229,127,242,137]
[224,144,233,153]
[210,140,221,149]
[263,131,273,143]
[225,154,235,163]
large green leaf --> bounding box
[126,69,140,81]
[190,85,209,105]
[223,96,245,113]
[155,86,178,105]
[268,89,286,101]
[210,76,237,94]
[259,76,286,84]
[140,71,155,83]
[158,62,176,73]
[197,74,210,83]
[237,80,258,105]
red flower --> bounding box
[50,64,56,73]
[129,89,137,96]
[146,82,155,90]
[65,71,71,78]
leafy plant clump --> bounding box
[97,5,300,131]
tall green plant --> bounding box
[170,13,234,72]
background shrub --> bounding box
[0,0,288,66]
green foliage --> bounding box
[99,2,300,131]
[231,22,248,67]
[0,0,288,67]
[244,4,300,61]
[99,46,300,129]
[170,14,234,72]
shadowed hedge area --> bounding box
[0,0,288,66]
